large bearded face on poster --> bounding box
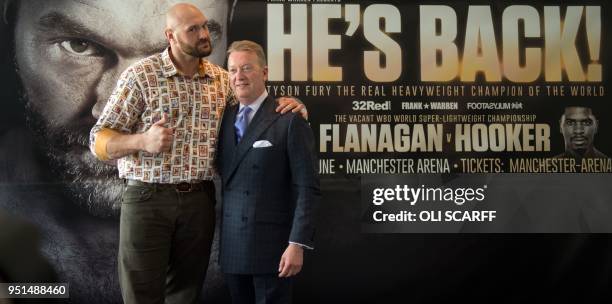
[12,0,230,217]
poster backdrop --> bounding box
[1,0,611,303]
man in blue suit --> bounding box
[216,40,320,303]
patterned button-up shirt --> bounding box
[90,48,233,183]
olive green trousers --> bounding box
[118,181,215,304]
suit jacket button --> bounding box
[252,165,259,170]
[242,216,247,222]
[244,191,249,196]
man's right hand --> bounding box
[142,114,174,153]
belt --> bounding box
[126,179,213,193]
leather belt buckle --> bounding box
[176,182,192,192]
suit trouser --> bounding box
[118,181,215,304]
[224,273,293,304]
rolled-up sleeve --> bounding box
[89,68,145,161]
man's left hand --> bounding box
[276,97,308,120]
[278,243,304,277]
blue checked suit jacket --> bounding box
[216,95,320,274]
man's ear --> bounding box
[263,65,268,82]
[164,29,174,45]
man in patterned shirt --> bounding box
[90,4,304,303]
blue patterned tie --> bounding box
[234,106,252,143]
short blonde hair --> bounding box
[227,40,267,67]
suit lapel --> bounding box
[225,96,280,185]
[220,104,238,179]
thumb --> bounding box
[153,113,168,126]
[278,255,285,272]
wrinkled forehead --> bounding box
[16,0,230,29]
[564,107,595,120]
[169,7,207,29]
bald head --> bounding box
[166,3,204,31]
[164,3,212,59]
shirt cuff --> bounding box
[289,241,313,250]
[94,128,121,161]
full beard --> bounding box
[180,38,212,58]
[23,98,123,218]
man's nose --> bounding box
[235,69,247,79]
[198,27,209,40]
[574,124,585,134]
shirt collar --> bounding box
[239,90,268,114]
[161,47,215,79]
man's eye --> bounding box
[59,39,103,56]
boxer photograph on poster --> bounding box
[555,105,609,159]
[0,1,238,302]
